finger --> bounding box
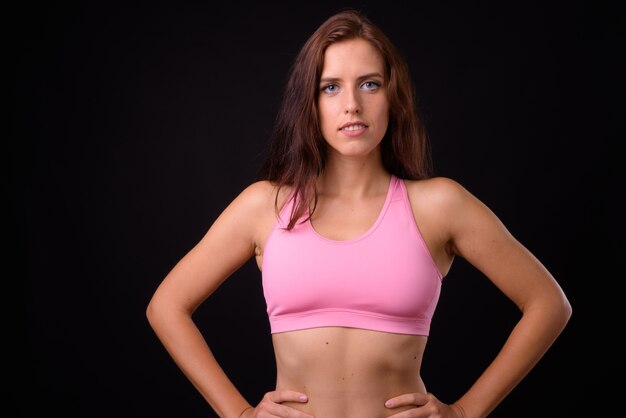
[385,392,429,408]
[277,406,314,418]
[266,390,309,404]
[260,396,314,418]
[385,409,419,418]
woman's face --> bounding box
[318,38,389,160]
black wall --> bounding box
[9,1,622,417]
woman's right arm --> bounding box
[146,181,274,418]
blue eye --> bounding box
[362,81,380,90]
[322,84,338,93]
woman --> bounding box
[146,9,572,418]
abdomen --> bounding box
[273,327,428,417]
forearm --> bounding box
[147,304,250,418]
[453,301,570,418]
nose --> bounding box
[344,89,361,114]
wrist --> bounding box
[238,406,253,418]
[451,403,467,418]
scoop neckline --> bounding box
[307,175,396,244]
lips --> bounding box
[342,124,367,132]
[340,122,368,131]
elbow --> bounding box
[560,293,573,329]
[549,289,573,333]
[146,297,157,328]
[146,293,165,329]
[527,288,573,335]
[145,291,192,330]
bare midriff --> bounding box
[272,327,428,418]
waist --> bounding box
[272,327,427,417]
[276,380,424,417]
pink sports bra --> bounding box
[261,175,443,336]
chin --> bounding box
[330,142,381,158]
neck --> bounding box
[318,152,390,197]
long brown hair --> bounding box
[257,8,432,230]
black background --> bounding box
[9,1,622,417]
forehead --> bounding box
[321,38,384,77]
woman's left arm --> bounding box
[444,178,572,417]
[386,177,572,418]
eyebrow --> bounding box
[319,72,385,84]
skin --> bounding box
[146,39,571,418]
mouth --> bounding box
[340,123,368,132]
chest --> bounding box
[309,194,387,241]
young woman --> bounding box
[146,9,572,418]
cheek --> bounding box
[372,96,389,116]
[376,102,390,128]
[318,102,337,134]
[381,105,390,126]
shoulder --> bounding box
[231,181,296,249]
[402,176,494,237]
[240,180,292,205]
[236,180,276,205]
[208,181,285,244]
[230,180,293,217]
[403,176,474,210]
